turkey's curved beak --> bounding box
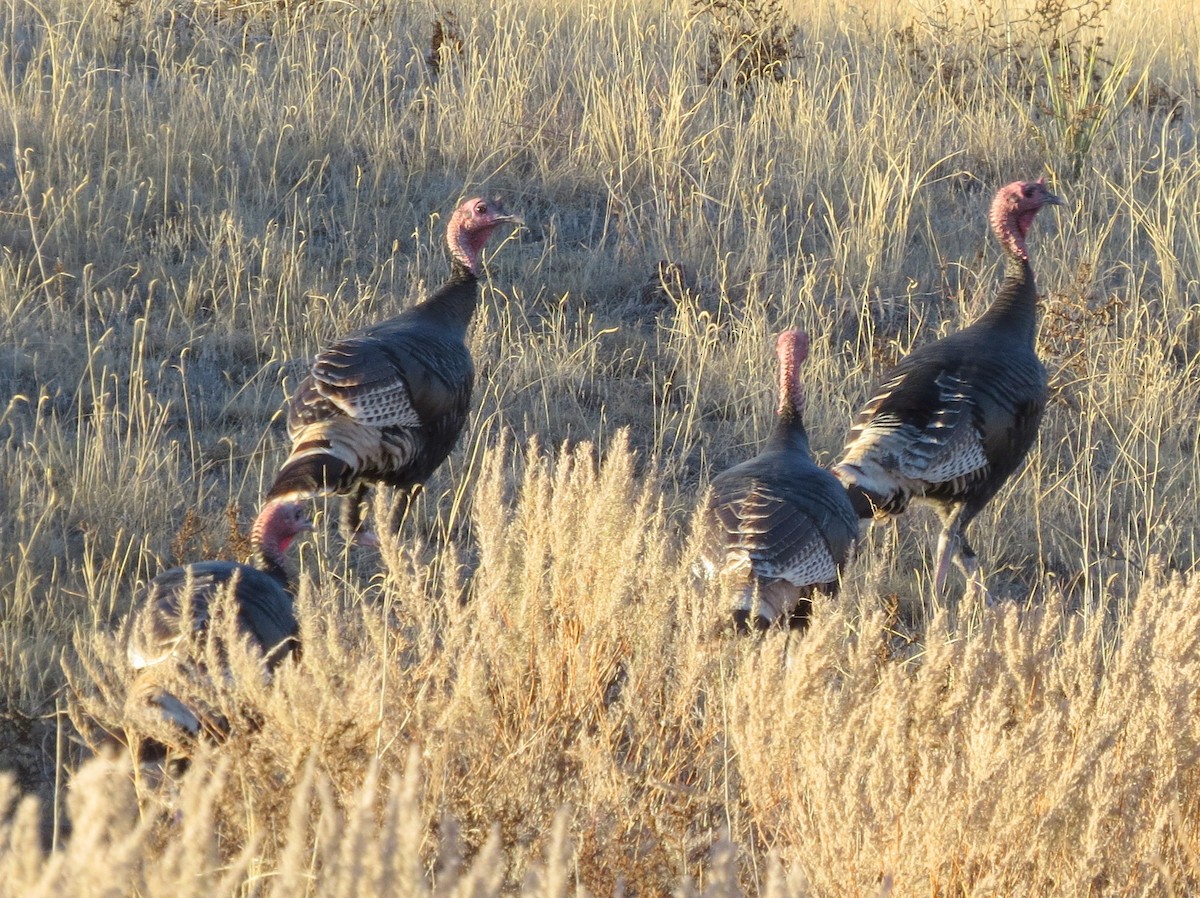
[1044,192,1066,208]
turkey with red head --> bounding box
[125,499,312,745]
[702,330,858,633]
[834,178,1064,597]
[267,197,519,544]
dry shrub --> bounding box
[0,747,559,897]
[731,568,1200,895]
[64,435,751,892]
[426,10,465,79]
[62,433,1200,894]
[1040,263,1123,398]
[363,433,743,890]
[895,0,1113,93]
[695,0,800,89]
[58,531,1200,894]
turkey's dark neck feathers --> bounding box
[410,260,480,335]
[766,411,812,457]
[974,254,1037,344]
[251,548,292,592]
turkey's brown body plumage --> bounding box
[268,268,478,507]
[266,198,517,542]
[126,559,299,672]
[124,501,311,751]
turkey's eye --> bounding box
[1022,185,1034,198]
[475,201,488,215]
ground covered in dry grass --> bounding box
[1,0,1199,893]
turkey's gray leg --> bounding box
[340,484,380,548]
[934,504,988,600]
[386,485,421,536]
[865,518,897,594]
[934,526,958,592]
[957,549,991,604]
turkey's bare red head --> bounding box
[448,197,520,276]
[252,500,314,556]
[776,329,810,418]
[989,177,1064,262]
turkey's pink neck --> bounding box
[251,501,292,571]
[990,185,1041,263]
[990,195,1022,262]
[776,330,809,419]
[448,226,492,277]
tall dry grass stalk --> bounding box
[56,437,1200,894]
[0,0,1197,891]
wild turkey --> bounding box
[702,330,858,633]
[125,499,312,743]
[834,178,1064,596]
[267,197,519,545]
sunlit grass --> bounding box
[0,0,1198,892]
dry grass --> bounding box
[0,0,1198,892]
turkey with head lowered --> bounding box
[124,499,312,749]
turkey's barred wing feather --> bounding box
[311,340,422,428]
[304,326,474,429]
[709,474,841,587]
[840,365,989,499]
[273,417,424,494]
[899,370,988,482]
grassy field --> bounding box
[1,0,1199,892]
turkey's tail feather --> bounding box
[723,568,810,631]
[267,419,380,501]
[267,453,355,502]
[834,462,900,521]
[123,671,232,756]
